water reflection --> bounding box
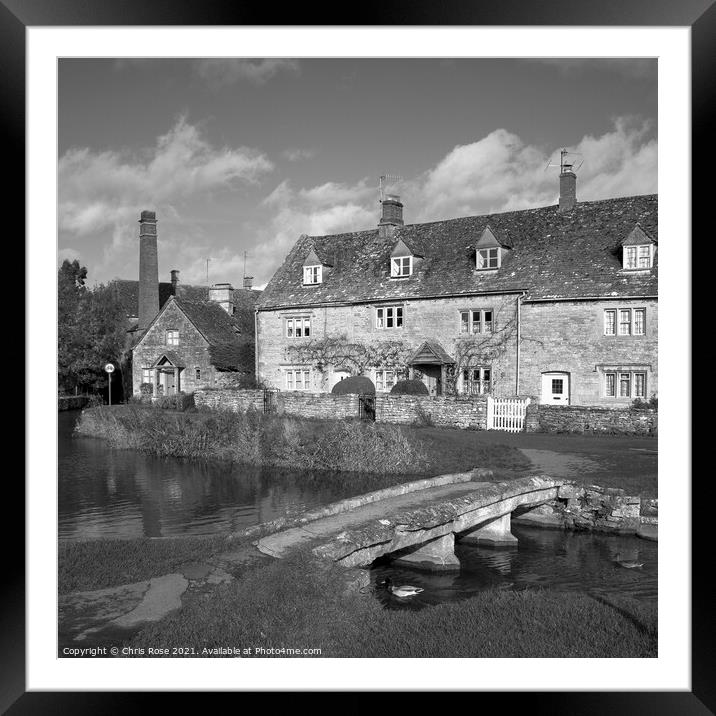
[58,411,421,540]
[372,524,657,609]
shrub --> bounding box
[413,402,434,427]
[154,392,195,411]
[140,382,154,397]
[86,394,104,408]
[331,375,376,395]
[390,379,429,395]
[631,394,658,411]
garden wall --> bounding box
[526,404,657,435]
[194,389,488,429]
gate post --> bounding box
[486,395,494,430]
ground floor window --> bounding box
[375,368,398,392]
[462,366,491,395]
[142,368,154,384]
[285,368,311,391]
[195,367,201,381]
[604,371,646,398]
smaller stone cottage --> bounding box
[132,289,255,396]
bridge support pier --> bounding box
[459,513,518,548]
[392,533,460,572]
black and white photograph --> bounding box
[55,54,662,661]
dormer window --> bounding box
[303,265,322,285]
[391,256,412,277]
[621,224,656,270]
[476,248,500,270]
[623,245,653,270]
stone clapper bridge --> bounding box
[256,471,575,578]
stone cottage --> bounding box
[255,170,657,407]
[124,211,260,396]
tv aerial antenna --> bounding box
[545,148,584,174]
[379,174,403,202]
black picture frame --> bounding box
[7,0,705,709]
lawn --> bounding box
[126,554,656,658]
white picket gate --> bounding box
[486,396,531,433]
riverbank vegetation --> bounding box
[75,405,533,478]
[127,554,657,658]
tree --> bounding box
[57,259,87,393]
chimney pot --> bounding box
[243,275,253,289]
[378,194,404,238]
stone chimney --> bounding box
[137,210,159,332]
[209,282,235,314]
[170,269,180,294]
[378,194,404,238]
[243,275,253,289]
[559,168,577,213]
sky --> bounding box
[58,58,657,290]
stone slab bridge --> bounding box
[256,472,575,571]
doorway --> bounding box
[541,372,570,405]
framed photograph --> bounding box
[9,0,705,708]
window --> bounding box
[376,369,398,392]
[166,329,179,346]
[462,367,492,395]
[195,367,201,381]
[286,317,311,338]
[623,245,653,270]
[285,368,311,391]
[390,256,412,277]
[376,305,403,329]
[477,247,500,270]
[303,265,322,285]
[604,371,647,399]
[604,308,646,336]
[459,309,494,334]
[142,369,153,384]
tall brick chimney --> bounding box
[170,269,180,294]
[558,167,577,213]
[378,194,404,238]
[137,210,159,333]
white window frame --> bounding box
[462,366,492,395]
[390,256,412,277]
[165,329,179,346]
[285,368,311,391]
[303,265,322,285]
[623,244,653,270]
[459,309,494,334]
[376,305,404,329]
[142,368,154,385]
[476,247,500,270]
[604,307,646,336]
[603,370,647,399]
[375,368,398,392]
[285,316,311,338]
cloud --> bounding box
[59,116,274,281]
[194,59,300,88]
[281,148,316,163]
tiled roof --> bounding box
[257,194,658,309]
[173,298,243,346]
[110,279,260,319]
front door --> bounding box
[541,372,570,405]
[416,365,442,396]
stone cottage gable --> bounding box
[257,194,658,310]
[133,298,210,353]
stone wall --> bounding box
[526,403,657,435]
[194,388,488,429]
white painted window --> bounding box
[303,265,322,284]
[605,308,646,336]
[604,371,647,399]
[166,329,179,346]
[375,369,398,392]
[285,368,311,391]
[142,369,153,384]
[476,247,500,270]
[286,317,311,338]
[376,305,403,329]
[390,256,412,277]
[459,309,494,334]
[462,367,492,395]
[624,245,653,269]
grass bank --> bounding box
[127,555,656,658]
[75,405,532,478]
